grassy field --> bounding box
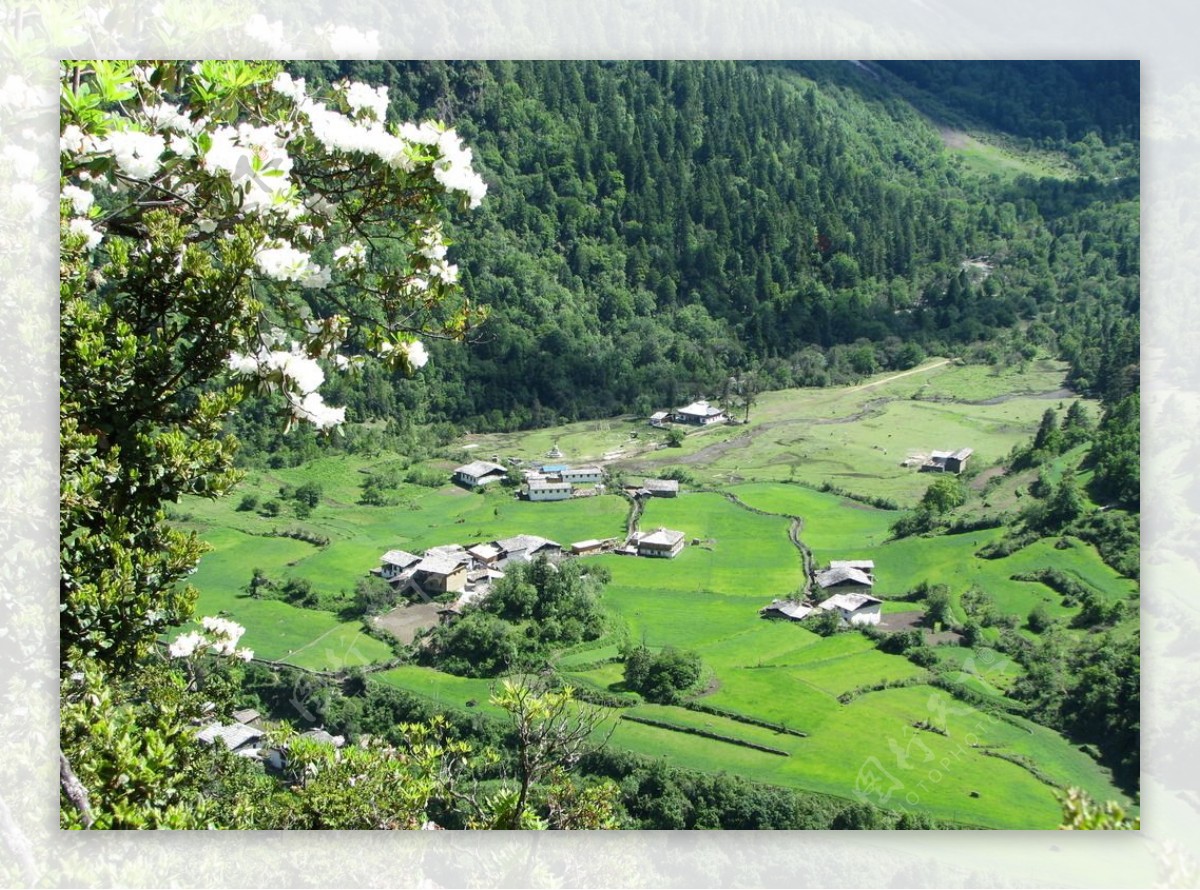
[179,357,1135,826]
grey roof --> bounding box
[232,708,261,725]
[416,554,462,576]
[299,728,345,748]
[529,480,572,491]
[571,539,605,551]
[197,722,264,752]
[818,592,883,612]
[635,528,685,548]
[467,543,501,562]
[643,478,680,493]
[950,447,974,460]
[815,566,874,588]
[381,549,421,568]
[829,560,875,572]
[495,534,560,555]
[455,460,506,478]
[675,399,724,418]
[761,600,813,620]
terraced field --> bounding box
[181,358,1136,826]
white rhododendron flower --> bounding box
[169,134,195,158]
[255,244,328,287]
[343,81,389,121]
[61,184,94,215]
[168,631,206,658]
[68,217,103,250]
[294,391,346,429]
[403,340,429,370]
[103,129,166,180]
[333,241,367,269]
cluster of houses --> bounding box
[649,399,729,428]
[193,707,346,767]
[760,559,883,627]
[373,534,563,618]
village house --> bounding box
[759,599,813,621]
[814,565,875,592]
[816,592,884,626]
[649,410,671,427]
[466,542,502,567]
[673,399,728,426]
[639,478,680,498]
[196,721,265,758]
[453,459,508,488]
[570,538,612,557]
[494,534,562,565]
[376,549,421,581]
[921,448,973,474]
[412,553,468,594]
[561,466,604,484]
[526,479,573,501]
[630,527,686,559]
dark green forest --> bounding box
[255,59,1138,446]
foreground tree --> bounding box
[59,59,489,828]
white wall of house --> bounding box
[528,484,572,501]
[841,603,882,626]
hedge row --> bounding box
[619,714,791,757]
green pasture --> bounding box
[729,482,897,549]
[182,527,393,668]
[372,665,510,720]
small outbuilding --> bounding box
[921,448,973,474]
[759,600,813,622]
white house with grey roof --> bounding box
[673,399,727,426]
[453,460,507,488]
[526,480,572,501]
[630,527,686,558]
[817,592,883,626]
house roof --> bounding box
[197,722,264,752]
[381,549,421,568]
[563,466,602,475]
[636,528,685,548]
[467,543,501,562]
[950,447,974,460]
[416,554,463,577]
[829,560,875,572]
[495,534,560,555]
[541,464,569,473]
[232,708,261,725]
[650,411,671,421]
[299,728,345,748]
[675,399,725,418]
[455,460,506,477]
[818,592,883,613]
[814,566,874,588]
[760,600,813,620]
[529,480,572,491]
[642,478,679,493]
[571,539,605,551]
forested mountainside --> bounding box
[258,60,1138,439]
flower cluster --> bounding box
[168,616,254,661]
[60,61,488,432]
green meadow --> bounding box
[179,358,1135,826]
